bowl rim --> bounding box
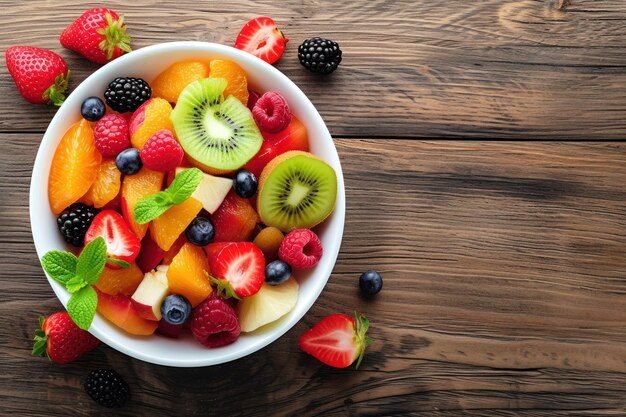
[29,41,345,367]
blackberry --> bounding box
[298,37,342,74]
[104,77,151,113]
[56,203,98,247]
[84,369,131,408]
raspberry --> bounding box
[279,228,323,269]
[94,114,131,157]
[139,130,184,172]
[252,91,291,133]
[190,293,241,348]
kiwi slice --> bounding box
[171,77,262,171]
[258,151,337,232]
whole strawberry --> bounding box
[32,312,100,364]
[5,46,69,106]
[61,8,131,64]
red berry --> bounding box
[252,92,292,133]
[191,293,241,348]
[234,17,288,65]
[84,210,141,268]
[93,114,131,157]
[32,312,100,364]
[140,130,184,172]
[278,228,323,269]
[209,242,265,297]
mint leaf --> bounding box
[66,276,88,293]
[67,286,97,330]
[168,168,203,204]
[107,257,131,269]
[41,251,77,284]
[134,193,173,224]
[76,236,107,284]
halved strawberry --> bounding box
[209,242,265,297]
[85,210,141,268]
[234,17,288,64]
[298,312,372,369]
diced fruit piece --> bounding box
[81,96,106,121]
[166,243,212,307]
[135,232,165,273]
[359,270,383,297]
[298,312,372,369]
[82,159,121,208]
[162,234,187,265]
[161,294,192,325]
[237,277,298,332]
[85,210,141,267]
[279,228,323,269]
[94,263,144,296]
[57,203,98,247]
[140,130,184,172]
[130,266,169,321]
[233,169,258,199]
[96,289,158,335]
[94,113,131,157]
[191,293,240,347]
[149,197,203,251]
[175,167,231,214]
[265,260,291,285]
[234,17,288,65]
[252,226,283,262]
[129,98,173,150]
[115,148,142,175]
[298,37,343,74]
[252,92,291,133]
[48,119,102,214]
[258,151,336,232]
[170,78,263,172]
[104,77,151,113]
[209,59,249,106]
[211,191,260,242]
[209,241,265,297]
[121,168,164,239]
[186,217,215,246]
[32,312,100,364]
[157,320,183,338]
[152,61,210,103]
[243,116,309,178]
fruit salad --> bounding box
[43,58,338,349]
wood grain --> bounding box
[1,136,625,415]
[1,0,626,138]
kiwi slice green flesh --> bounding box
[171,77,262,171]
[259,154,337,232]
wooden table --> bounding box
[1,1,625,415]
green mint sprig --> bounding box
[40,236,107,330]
[133,167,203,225]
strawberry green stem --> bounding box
[32,316,49,358]
[96,13,132,61]
[353,311,373,369]
[43,70,69,107]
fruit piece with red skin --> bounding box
[60,8,131,64]
[279,228,323,269]
[95,288,158,335]
[130,266,169,321]
[191,293,241,348]
[209,241,265,297]
[135,232,165,273]
[85,210,141,268]
[299,312,372,369]
[140,130,184,172]
[94,114,131,157]
[234,17,288,64]
[5,46,69,105]
[247,89,261,111]
[211,191,260,242]
[156,320,183,338]
[252,92,291,133]
[243,116,309,178]
[129,98,174,150]
[32,312,100,364]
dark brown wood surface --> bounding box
[1,1,626,416]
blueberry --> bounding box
[80,96,106,121]
[115,148,142,175]
[359,270,383,296]
[265,260,292,285]
[185,217,215,246]
[233,170,258,198]
[161,294,192,325]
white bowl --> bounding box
[29,42,345,367]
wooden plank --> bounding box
[1,136,625,415]
[1,0,625,138]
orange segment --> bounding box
[48,119,102,214]
[130,98,174,150]
[162,234,188,265]
[166,243,212,307]
[209,59,249,106]
[82,159,121,208]
[121,168,164,240]
[149,197,202,251]
[152,61,210,103]
[94,263,144,296]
